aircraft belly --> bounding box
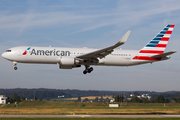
[16,55,59,64]
[100,56,130,66]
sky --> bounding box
[0,0,180,92]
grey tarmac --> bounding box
[0,115,180,118]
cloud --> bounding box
[0,0,180,91]
[43,37,77,47]
[0,1,179,34]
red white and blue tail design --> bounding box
[133,24,175,60]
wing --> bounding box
[77,31,131,60]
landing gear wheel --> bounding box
[83,66,94,74]
[88,67,93,73]
[14,67,17,70]
[90,67,93,71]
[83,70,87,74]
[13,61,18,70]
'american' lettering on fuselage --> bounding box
[30,49,70,56]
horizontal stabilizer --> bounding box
[150,51,177,58]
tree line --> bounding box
[6,93,180,104]
[1,88,180,103]
[114,95,180,103]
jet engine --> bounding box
[59,57,81,69]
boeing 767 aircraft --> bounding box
[2,25,176,74]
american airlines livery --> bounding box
[2,25,176,74]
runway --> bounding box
[0,115,180,118]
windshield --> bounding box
[6,50,11,52]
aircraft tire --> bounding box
[14,67,17,70]
[90,67,93,71]
[83,70,87,74]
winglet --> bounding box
[77,30,131,59]
[119,30,131,44]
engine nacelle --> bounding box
[60,57,75,66]
[59,57,81,69]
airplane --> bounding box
[2,24,176,74]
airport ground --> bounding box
[1,101,180,119]
[1,116,180,120]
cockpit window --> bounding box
[6,50,11,52]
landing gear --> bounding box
[13,61,18,70]
[83,66,93,74]
[83,70,88,74]
[14,67,17,70]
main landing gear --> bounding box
[13,61,18,70]
[83,65,93,74]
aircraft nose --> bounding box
[2,52,5,58]
[2,52,7,59]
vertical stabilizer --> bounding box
[140,24,175,54]
[133,25,175,60]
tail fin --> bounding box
[139,24,175,55]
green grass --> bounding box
[5,101,109,108]
[1,107,180,110]
[5,101,180,108]
[5,107,180,109]
[0,118,180,120]
[2,101,180,110]
[1,101,180,115]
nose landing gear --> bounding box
[83,65,93,74]
[13,61,18,70]
[14,67,17,70]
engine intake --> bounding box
[59,57,81,69]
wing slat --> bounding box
[77,31,131,60]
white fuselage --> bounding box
[2,46,159,67]
[1,25,175,74]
